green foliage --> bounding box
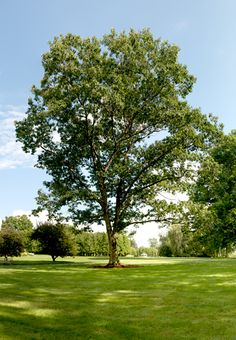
[1,215,33,232]
[137,246,158,257]
[181,204,220,257]
[16,29,221,265]
[187,131,236,256]
[158,243,173,257]
[0,228,24,261]
[117,233,132,256]
[158,224,191,257]
[128,247,138,256]
[32,223,77,261]
[1,215,34,252]
[77,231,131,256]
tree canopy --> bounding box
[188,131,236,256]
[32,223,77,262]
[16,29,221,266]
[1,215,34,252]
[1,215,33,232]
[0,228,24,261]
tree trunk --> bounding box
[107,231,121,267]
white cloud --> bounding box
[0,107,36,169]
[11,209,48,227]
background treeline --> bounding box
[0,216,135,261]
[76,231,132,256]
[1,213,235,261]
[157,224,234,258]
[0,215,161,259]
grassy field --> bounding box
[0,256,236,339]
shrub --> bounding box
[0,228,24,261]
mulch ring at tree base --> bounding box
[92,264,144,268]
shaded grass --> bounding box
[0,256,236,339]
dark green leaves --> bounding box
[16,29,221,235]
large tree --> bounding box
[188,131,236,256]
[16,29,221,266]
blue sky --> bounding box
[0,0,235,243]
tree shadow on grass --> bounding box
[1,259,236,338]
[0,256,98,268]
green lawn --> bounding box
[0,256,236,339]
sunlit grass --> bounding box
[0,255,236,339]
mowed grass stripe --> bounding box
[0,256,236,339]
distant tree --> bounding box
[16,29,221,266]
[168,224,186,256]
[137,246,158,257]
[158,242,172,257]
[158,224,187,257]
[1,215,34,251]
[117,233,131,256]
[77,232,96,256]
[76,231,131,256]
[1,215,33,232]
[0,228,24,261]
[32,223,77,262]
[148,247,159,257]
[129,247,138,257]
[137,246,147,256]
[148,238,159,249]
[93,232,109,256]
[129,237,138,250]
